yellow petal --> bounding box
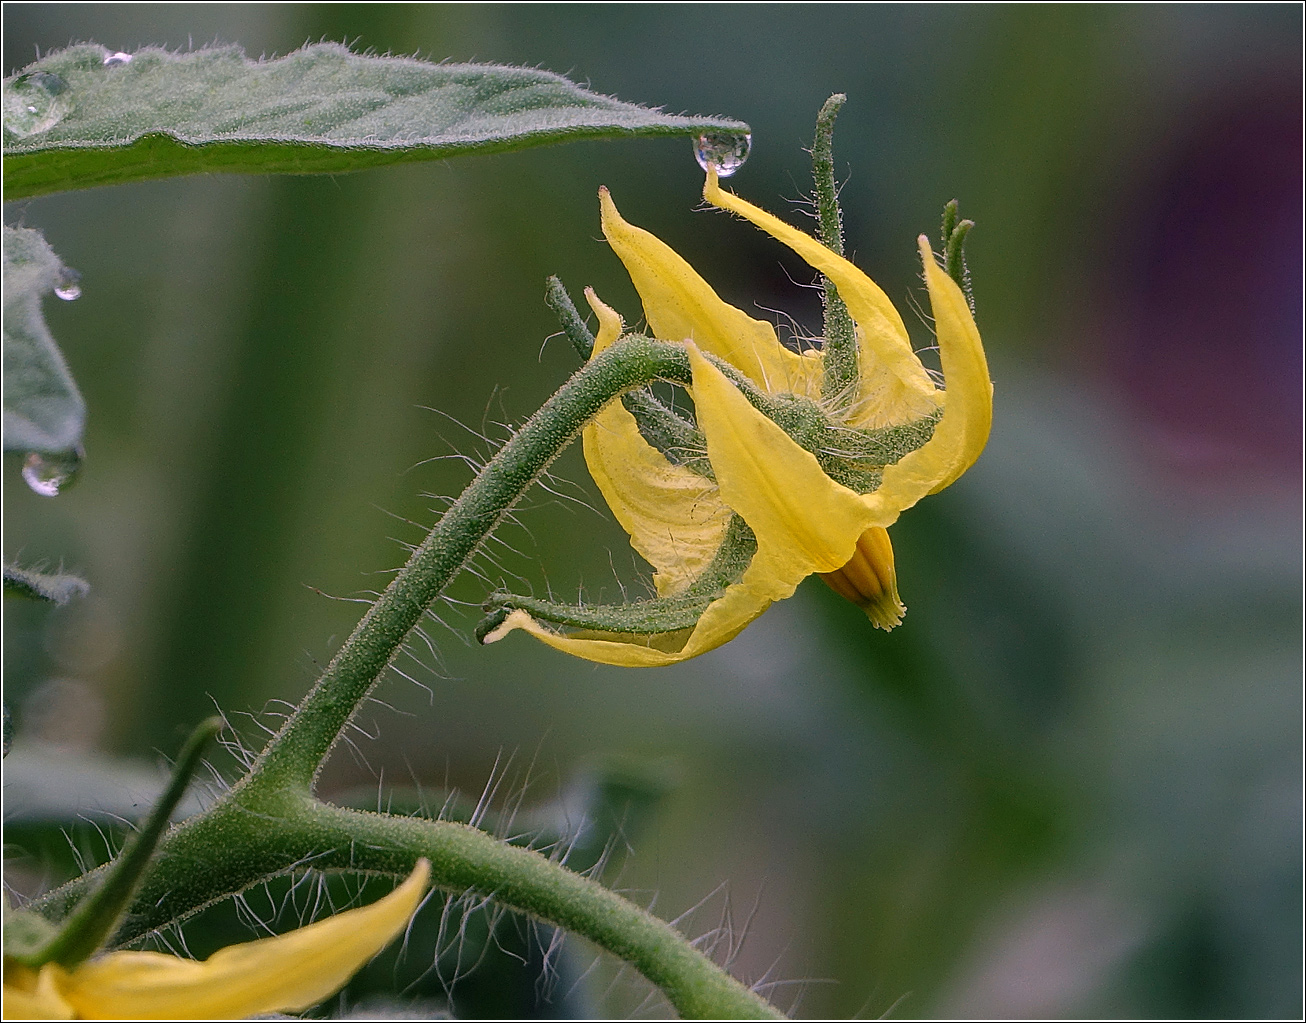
[582,405,732,598]
[2,962,76,1019]
[688,346,878,579]
[702,170,939,428]
[583,287,624,356]
[580,290,733,596]
[599,187,821,399]
[868,239,993,514]
[55,859,430,1020]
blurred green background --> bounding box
[4,3,1300,1018]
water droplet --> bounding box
[53,267,82,302]
[692,132,752,177]
[102,52,133,67]
[22,448,82,497]
[2,71,72,139]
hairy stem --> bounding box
[236,335,693,797]
[35,797,780,1019]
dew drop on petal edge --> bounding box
[54,268,82,301]
[693,132,752,178]
[102,52,133,67]
[2,71,72,138]
[22,449,82,497]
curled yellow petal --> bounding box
[582,401,732,597]
[868,238,993,514]
[583,286,624,356]
[49,859,430,1021]
[580,290,732,596]
[703,169,939,427]
[599,186,820,399]
[484,567,772,667]
[688,345,878,582]
[917,237,992,492]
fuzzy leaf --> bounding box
[2,226,86,456]
[3,43,751,199]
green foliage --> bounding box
[2,226,84,457]
[2,43,750,199]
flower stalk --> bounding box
[238,333,696,798]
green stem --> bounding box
[812,93,859,403]
[306,804,783,1019]
[236,334,693,797]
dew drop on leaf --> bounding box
[22,449,82,497]
[102,52,133,67]
[54,267,82,301]
[692,132,752,177]
[2,71,72,138]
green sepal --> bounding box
[16,718,221,969]
[482,590,710,639]
[544,283,714,478]
[941,199,976,314]
[811,94,859,405]
[3,563,90,604]
[479,516,757,641]
[941,199,957,247]
[621,388,713,480]
[545,276,596,361]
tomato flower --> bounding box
[483,169,990,666]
